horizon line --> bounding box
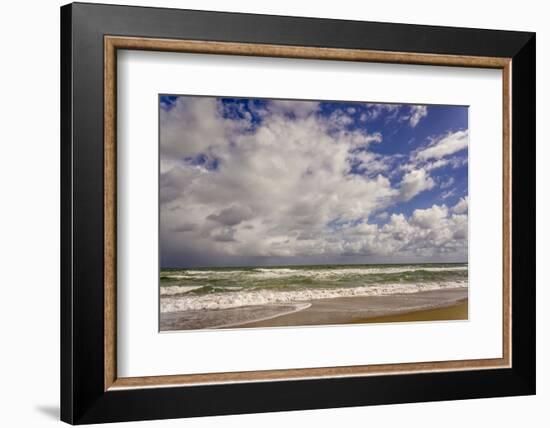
[160,260,468,270]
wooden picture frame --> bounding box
[61,2,535,424]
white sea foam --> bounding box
[162,271,244,279]
[213,302,313,329]
[159,285,205,296]
[161,265,467,281]
[160,281,467,313]
[248,266,466,280]
[160,285,243,296]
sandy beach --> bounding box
[160,287,467,331]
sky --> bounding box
[159,95,468,268]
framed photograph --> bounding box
[61,2,535,424]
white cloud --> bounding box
[160,97,245,162]
[375,211,389,221]
[360,104,399,122]
[407,105,428,127]
[327,109,354,128]
[268,99,320,118]
[359,104,427,128]
[160,98,466,265]
[440,189,456,200]
[332,205,467,259]
[440,177,455,189]
[415,130,468,161]
[425,159,449,171]
[411,205,449,229]
[399,168,435,201]
[350,151,392,176]
[452,197,468,214]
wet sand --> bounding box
[160,288,468,331]
[238,288,467,328]
[160,302,311,331]
[353,299,467,324]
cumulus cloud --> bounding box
[160,97,467,266]
[399,168,435,201]
[160,97,243,162]
[411,205,449,229]
[452,197,468,214]
[332,206,467,259]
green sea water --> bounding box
[160,263,468,312]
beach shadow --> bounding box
[35,405,59,420]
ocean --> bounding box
[160,263,468,314]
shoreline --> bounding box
[234,289,467,329]
[207,302,312,329]
[160,287,468,331]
